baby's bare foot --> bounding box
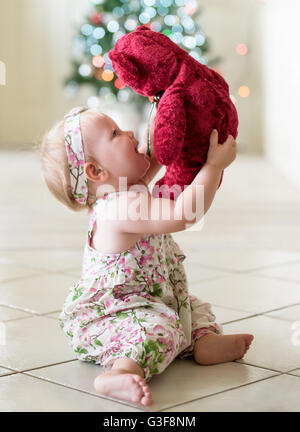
[93,370,153,406]
[194,333,254,365]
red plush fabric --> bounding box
[109,25,239,200]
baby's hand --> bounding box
[206,129,237,170]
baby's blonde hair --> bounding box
[39,109,106,214]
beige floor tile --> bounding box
[173,230,251,251]
[253,261,300,283]
[233,227,300,252]
[209,154,300,206]
[63,269,82,278]
[26,360,151,411]
[0,260,42,283]
[211,305,254,324]
[43,312,61,319]
[184,259,231,284]
[149,360,277,411]
[27,357,276,412]
[183,248,300,272]
[0,373,142,412]
[0,231,86,250]
[175,226,300,254]
[189,273,300,314]
[223,316,300,372]
[0,316,75,371]
[1,249,84,273]
[265,304,300,322]
[0,305,32,321]
[0,273,77,314]
[0,367,16,377]
[163,374,300,412]
[289,369,300,377]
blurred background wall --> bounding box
[0,0,299,188]
[260,0,300,189]
[0,0,90,149]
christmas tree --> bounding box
[65,0,222,112]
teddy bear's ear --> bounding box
[109,51,144,87]
[136,25,151,32]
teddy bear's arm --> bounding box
[154,86,186,165]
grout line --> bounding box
[21,372,148,412]
[2,315,36,323]
[0,272,43,285]
[42,315,60,320]
[40,310,61,316]
[213,303,300,324]
[0,359,78,374]
[0,365,19,377]
[233,360,286,374]
[285,366,300,374]
[286,372,300,377]
[0,269,79,282]
[0,272,52,284]
[188,275,233,285]
[187,258,300,276]
[0,304,64,318]
[220,314,260,325]
[0,371,18,377]
[260,302,300,313]
[0,303,41,315]
[254,302,300,318]
[185,264,234,275]
[0,247,83,252]
[158,372,282,412]
[0,364,19,371]
[246,273,300,286]
[242,261,300,274]
[246,259,300,272]
[210,303,255,314]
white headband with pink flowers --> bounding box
[64,106,89,205]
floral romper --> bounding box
[59,191,223,382]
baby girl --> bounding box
[40,106,254,407]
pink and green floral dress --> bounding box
[59,191,223,382]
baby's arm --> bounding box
[114,130,237,235]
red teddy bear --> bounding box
[109,25,239,200]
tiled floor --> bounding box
[0,151,300,412]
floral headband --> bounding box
[64,106,89,205]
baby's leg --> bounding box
[92,305,185,407]
[187,295,254,365]
[93,357,152,406]
[194,333,254,365]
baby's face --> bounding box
[87,115,150,186]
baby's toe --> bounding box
[134,375,145,382]
[246,334,254,346]
[142,386,152,397]
[141,395,153,406]
[132,375,152,401]
[130,384,144,403]
[132,375,146,387]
